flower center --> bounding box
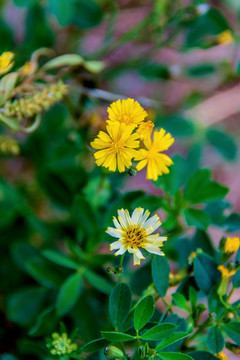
[121,112,132,124]
[112,139,125,152]
[123,224,147,248]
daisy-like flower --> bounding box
[107,98,148,127]
[136,120,154,140]
[0,51,14,76]
[216,30,233,45]
[90,121,139,172]
[134,128,174,181]
[106,207,167,265]
[215,352,228,360]
[224,236,240,254]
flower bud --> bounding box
[104,346,125,359]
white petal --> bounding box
[135,248,145,260]
[115,246,127,256]
[144,214,161,230]
[125,209,132,226]
[106,227,122,238]
[131,207,144,225]
[133,253,141,265]
[118,209,128,229]
[113,216,121,229]
[139,209,150,225]
[143,244,165,256]
[110,240,122,250]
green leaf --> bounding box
[222,322,240,345]
[194,254,220,293]
[208,286,225,319]
[42,249,79,270]
[84,269,113,295]
[189,287,198,311]
[134,295,154,331]
[71,0,103,29]
[183,208,210,230]
[29,306,57,337]
[188,351,219,360]
[6,287,46,327]
[187,64,216,77]
[158,352,193,360]
[109,283,132,330]
[101,331,135,342]
[185,169,228,204]
[14,0,37,6]
[25,257,62,288]
[141,323,176,340]
[81,338,109,353]
[232,270,240,288]
[152,256,170,297]
[224,213,240,232]
[42,54,84,70]
[172,293,190,313]
[140,62,170,80]
[206,128,237,160]
[207,326,224,353]
[56,272,82,315]
[156,332,190,352]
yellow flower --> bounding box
[106,207,167,265]
[48,333,77,355]
[215,351,228,360]
[218,265,236,279]
[137,120,154,140]
[134,128,174,181]
[90,122,139,172]
[107,98,148,127]
[224,237,240,254]
[217,30,233,45]
[0,51,14,76]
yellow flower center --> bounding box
[121,113,132,124]
[123,224,147,248]
[112,139,125,152]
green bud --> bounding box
[128,167,137,176]
[104,346,125,359]
[115,266,124,274]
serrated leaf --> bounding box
[134,295,154,331]
[141,323,176,340]
[101,331,135,342]
[172,293,190,313]
[109,283,132,330]
[56,272,82,315]
[152,256,170,297]
[156,332,190,352]
[207,326,224,353]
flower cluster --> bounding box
[46,333,77,356]
[90,98,174,181]
[106,207,167,265]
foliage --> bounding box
[0,1,240,360]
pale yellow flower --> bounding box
[137,120,154,140]
[19,61,36,76]
[224,237,240,254]
[107,98,148,127]
[106,207,167,265]
[218,265,236,279]
[90,121,139,173]
[215,351,228,360]
[134,128,174,181]
[0,51,14,76]
[217,30,233,45]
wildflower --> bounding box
[217,30,233,45]
[134,128,174,181]
[0,135,19,155]
[136,120,154,140]
[0,51,14,76]
[106,207,167,265]
[47,333,77,355]
[215,351,228,360]
[107,98,148,127]
[224,237,240,254]
[90,122,139,173]
[218,265,236,279]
